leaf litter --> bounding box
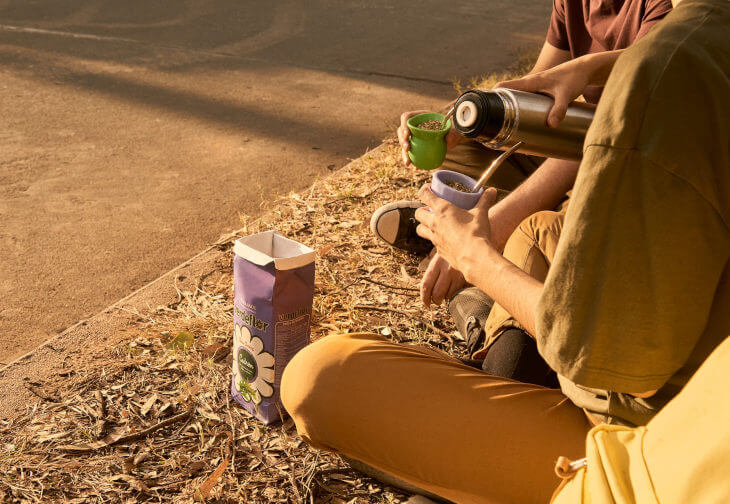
[0,142,469,503]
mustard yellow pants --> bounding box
[281,332,591,504]
[475,208,566,359]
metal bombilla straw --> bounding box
[472,141,525,193]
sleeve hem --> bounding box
[546,35,570,52]
[548,357,672,393]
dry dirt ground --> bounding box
[0,0,551,365]
[0,142,478,503]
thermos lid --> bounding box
[453,90,505,140]
[456,101,478,127]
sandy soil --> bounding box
[0,0,550,365]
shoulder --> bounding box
[586,0,730,152]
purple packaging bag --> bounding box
[232,231,315,424]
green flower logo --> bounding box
[233,324,274,405]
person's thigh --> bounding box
[282,333,591,504]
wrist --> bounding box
[582,50,622,86]
[460,239,501,286]
[487,205,512,252]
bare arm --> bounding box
[488,158,579,251]
[415,187,659,397]
[415,188,544,335]
[530,41,571,74]
[462,239,544,336]
[498,50,624,126]
[482,49,624,249]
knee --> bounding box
[281,333,381,444]
[503,210,564,264]
[281,335,337,422]
[516,210,564,243]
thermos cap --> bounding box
[456,101,478,128]
[453,90,506,140]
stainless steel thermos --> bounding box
[452,88,595,160]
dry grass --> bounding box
[452,48,539,94]
[0,57,536,502]
[0,142,467,504]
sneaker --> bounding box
[448,286,494,356]
[369,201,432,255]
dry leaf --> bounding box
[196,457,229,501]
[166,331,194,350]
[201,343,227,360]
[140,394,158,417]
[110,474,149,493]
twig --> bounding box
[226,391,236,472]
[324,276,418,297]
[59,407,194,453]
[353,305,454,343]
[321,276,360,296]
[25,384,59,403]
[323,184,381,208]
[289,471,303,503]
[360,277,419,293]
[94,390,108,438]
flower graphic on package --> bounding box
[234,324,275,404]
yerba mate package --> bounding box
[232,231,315,424]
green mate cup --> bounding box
[407,112,452,171]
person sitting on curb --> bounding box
[370,0,672,386]
[282,0,729,501]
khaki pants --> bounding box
[281,333,591,504]
[474,208,567,359]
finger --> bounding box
[397,126,409,148]
[547,96,569,128]
[414,205,433,227]
[494,75,539,92]
[474,187,498,212]
[430,269,452,305]
[417,184,444,211]
[420,262,439,306]
[415,222,433,242]
[494,79,515,89]
[445,275,462,302]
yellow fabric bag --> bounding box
[552,336,730,503]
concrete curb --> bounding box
[0,142,391,419]
[0,242,221,374]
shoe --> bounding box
[448,286,494,356]
[369,201,432,255]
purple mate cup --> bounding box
[431,170,484,209]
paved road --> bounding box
[0,0,551,364]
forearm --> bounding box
[576,50,623,86]
[459,240,543,336]
[529,41,571,74]
[488,158,579,250]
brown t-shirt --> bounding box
[547,0,673,102]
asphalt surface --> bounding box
[0,0,551,364]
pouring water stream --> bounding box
[472,141,524,192]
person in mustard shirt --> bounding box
[281,0,729,501]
